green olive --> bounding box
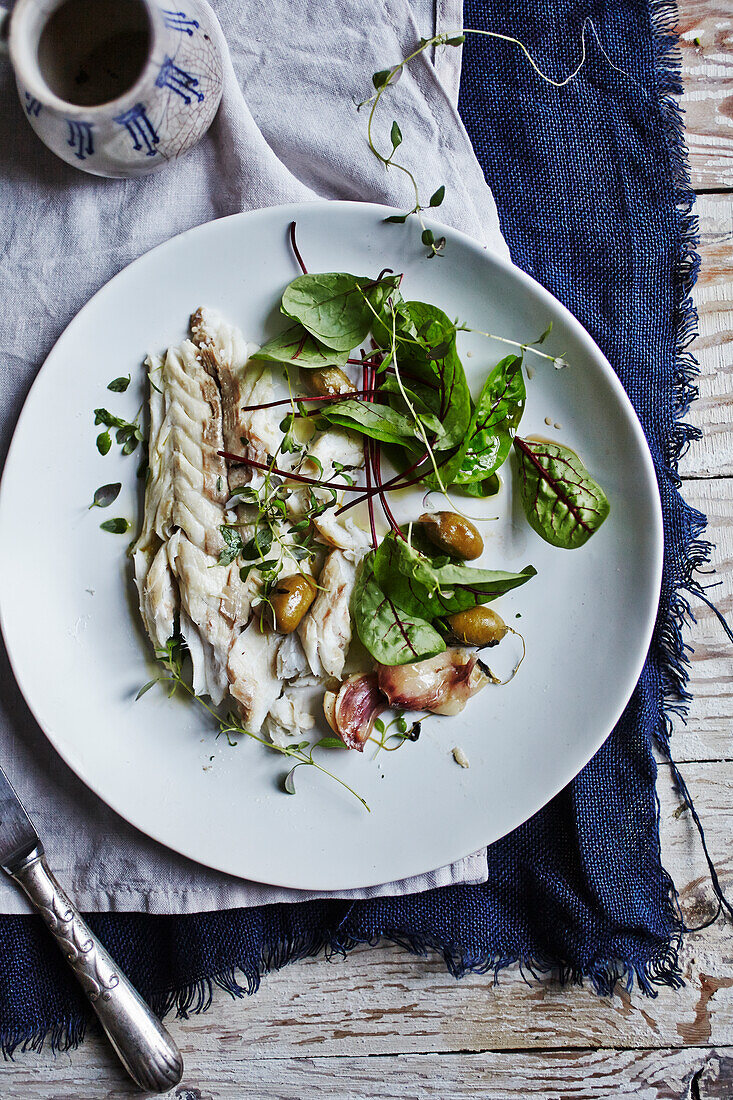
[302,367,356,397]
[447,607,507,647]
[270,573,317,634]
[419,511,484,561]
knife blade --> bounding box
[0,765,41,873]
[0,764,183,1092]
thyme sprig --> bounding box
[358,32,458,255]
[138,638,371,811]
[94,405,143,457]
[361,20,638,254]
[371,712,422,755]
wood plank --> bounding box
[3,759,730,1100]
[5,9,733,1098]
[4,1046,732,1098]
[679,5,733,191]
[673,478,733,761]
[681,194,733,480]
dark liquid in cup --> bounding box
[37,0,150,107]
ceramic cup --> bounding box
[0,0,224,177]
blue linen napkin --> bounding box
[0,0,715,1050]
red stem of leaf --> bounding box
[218,451,366,492]
[347,351,383,366]
[240,391,366,413]
[368,370,405,539]
[289,221,308,275]
[362,362,378,548]
[372,440,404,538]
[336,451,429,515]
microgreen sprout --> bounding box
[138,638,370,810]
[94,407,144,457]
[362,20,639,254]
[370,712,423,755]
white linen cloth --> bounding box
[0,0,508,913]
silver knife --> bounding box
[0,765,183,1093]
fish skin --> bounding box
[190,306,281,463]
[131,354,178,648]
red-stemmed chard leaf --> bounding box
[454,354,525,485]
[250,323,350,368]
[513,438,610,549]
[351,554,445,666]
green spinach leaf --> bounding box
[455,473,501,498]
[513,437,610,549]
[374,533,536,618]
[375,375,445,437]
[318,399,436,446]
[392,302,471,453]
[281,272,400,352]
[250,323,350,368]
[351,554,445,666]
[455,354,525,484]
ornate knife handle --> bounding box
[11,847,183,1093]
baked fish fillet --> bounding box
[299,549,359,680]
[132,308,367,738]
[131,353,177,650]
[163,339,229,558]
[190,306,281,465]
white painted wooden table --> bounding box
[6,7,733,1097]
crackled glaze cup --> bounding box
[0,0,223,176]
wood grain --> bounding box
[681,195,733,481]
[679,5,733,192]
[2,759,730,1100]
[4,1047,732,1099]
[671,478,733,761]
[2,6,731,1097]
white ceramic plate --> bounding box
[0,202,662,890]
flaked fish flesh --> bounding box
[134,308,368,738]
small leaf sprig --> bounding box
[89,482,121,509]
[93,373,141,533]
[361,20,639,254]
[94,406,143,457]
[371,712,422,755]
[137,638,371,811]
[359,33,462,255]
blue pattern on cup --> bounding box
[24,94,42,117]
[155,56,204,104]
[66,120,94,160]
[114,103,161,156]
[160,9,199,35]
